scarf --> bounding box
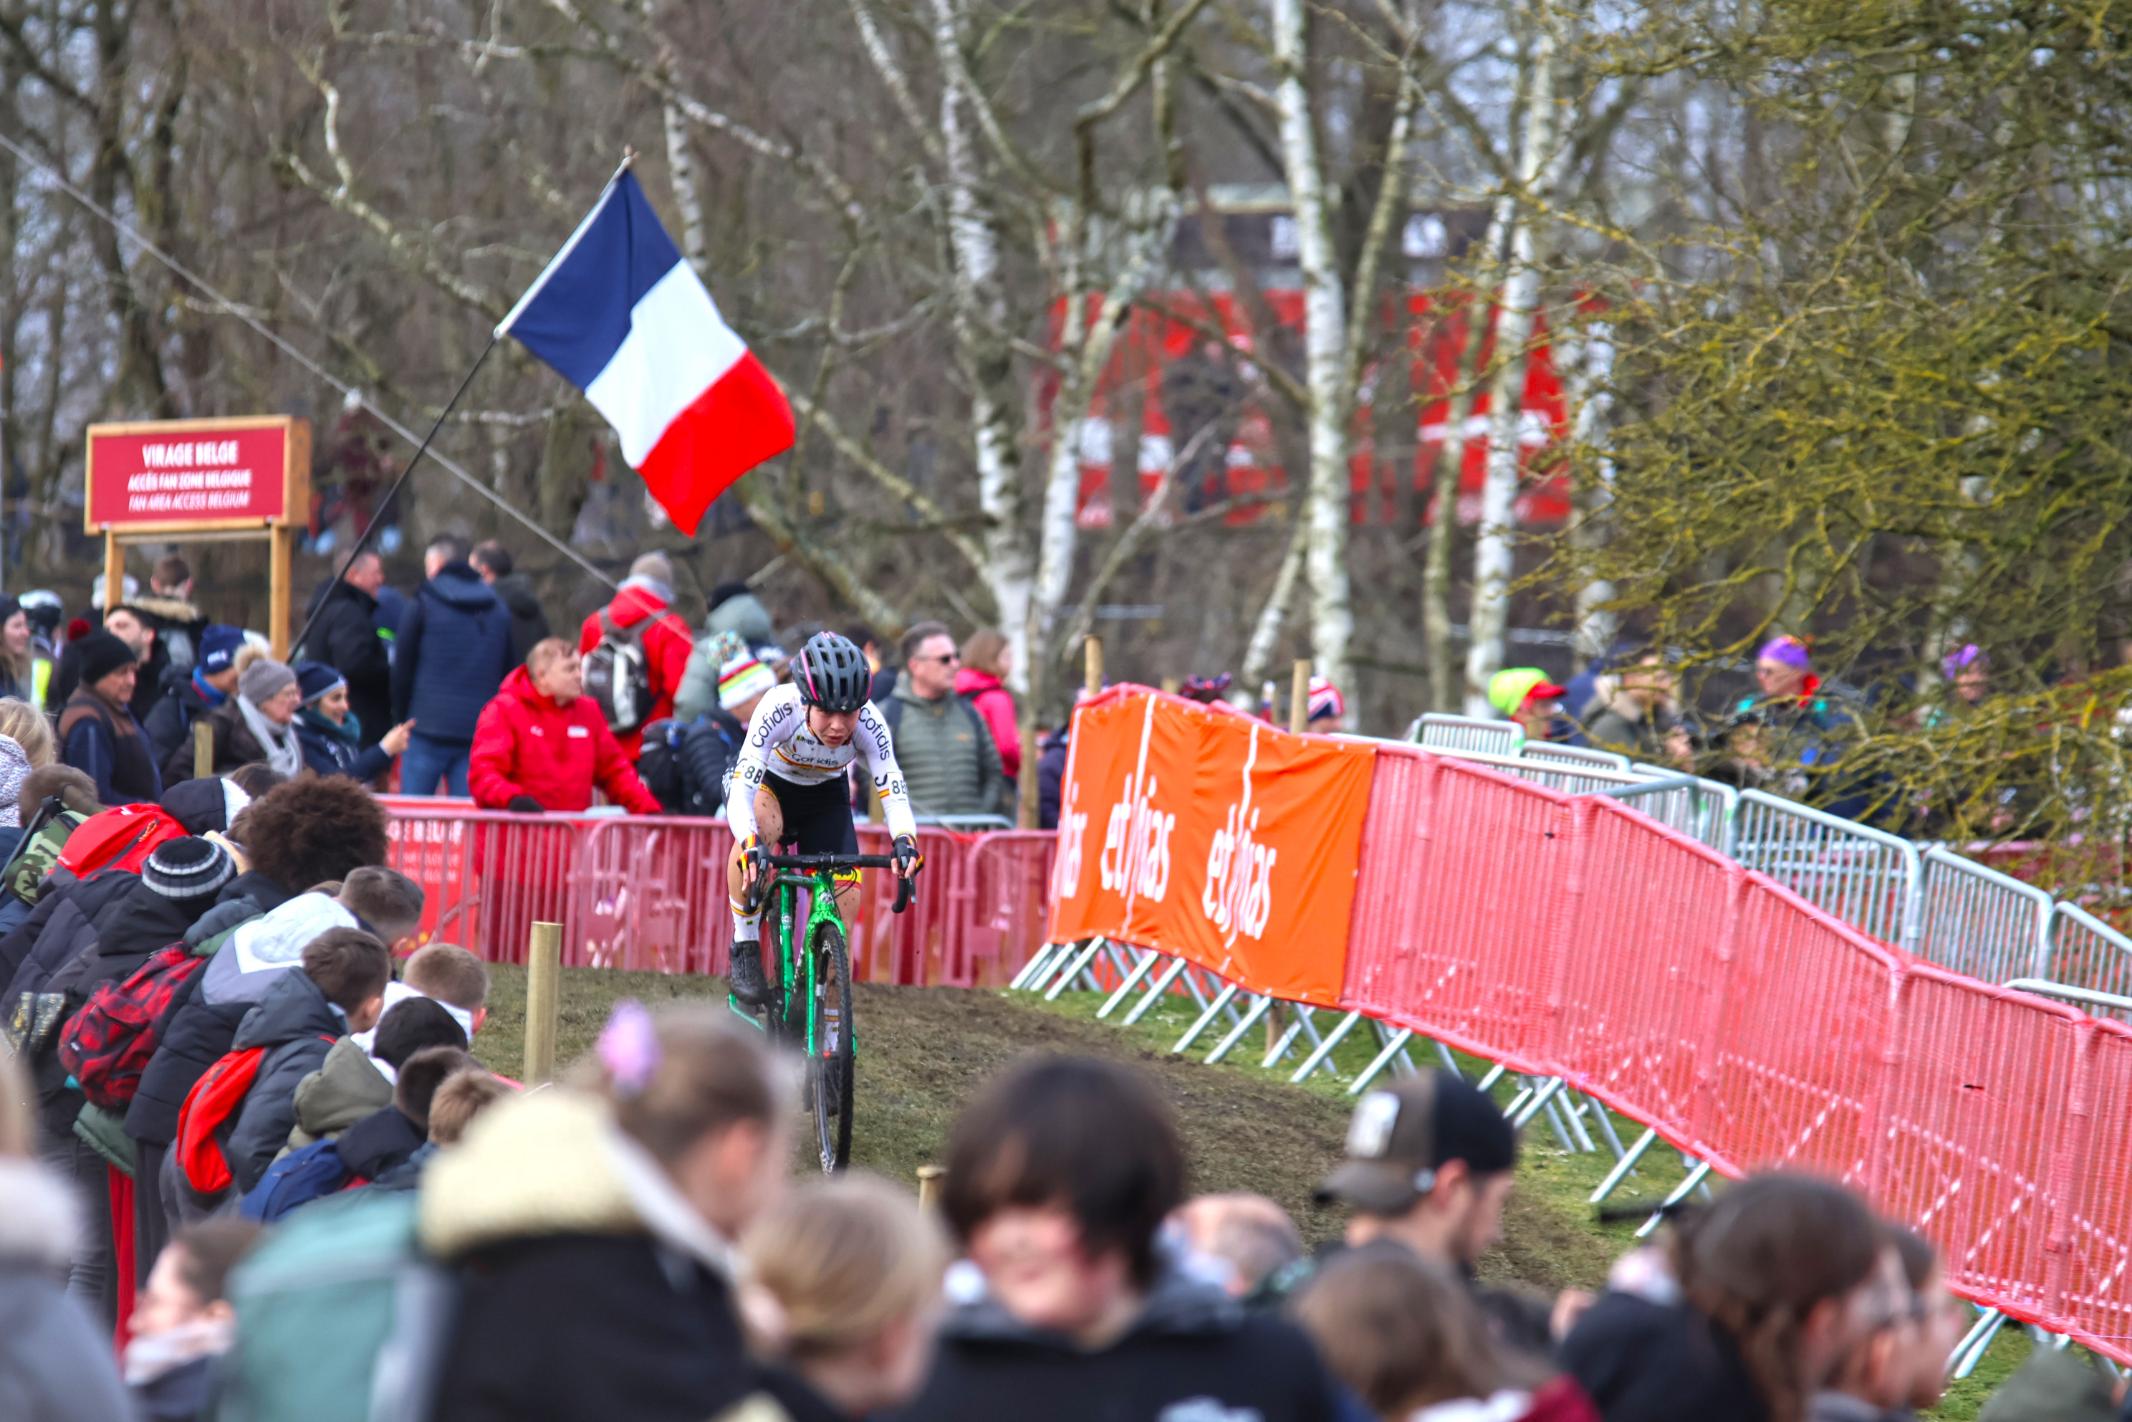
[123,1317,233,1385]
[191,667,229,707]
[236,694,306,777]
[300,704,362,746]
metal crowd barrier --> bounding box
[1916,845,2052,983]
[1728,790,1924,949]
[2040,905,2132,1018]
[381,801,1053,989]
[1024,736,2132,1367]
[1407,713,1523,756]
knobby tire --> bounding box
[809,921,856,1173]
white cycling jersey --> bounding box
[727,683,918,843]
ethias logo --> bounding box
[1100,769,1175,902]
[1202,799,1278,941]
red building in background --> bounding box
[1050,198,1573,532]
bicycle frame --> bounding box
[763,867,853,1057]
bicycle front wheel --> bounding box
[807,920,855,1173]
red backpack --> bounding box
[58,944,210,1111]
[175,1035,331,1194]
[56,804,187,881]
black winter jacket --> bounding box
[439,1236,751,1422]
[1,872,138,1139]
[490,572,552,668]
[334,1104,426,1181]
[142,669,223,775]
[225,969,347,1193]
[681,709,745,816]
[391,563,513,745]
[301,579,394,751]
[1560,1292,1768,1422]
[887,1260,1348,1422]
[123,883,308,1147]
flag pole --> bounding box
[288,332,502,662]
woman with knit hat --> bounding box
[164,659,305,785]
[291,660,414,783]
[58,630,162,806]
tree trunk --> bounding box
[1270,0,1354,716]
[1462,15,1557,717]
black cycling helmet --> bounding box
[793,631,871,714]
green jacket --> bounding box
[285,1036,392,1155]
[883,676,1006,820]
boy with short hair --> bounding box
[221,927,390,1193]
[287,996,468,1152]
[425,1068,510,1148]
[331,1044,473,1190]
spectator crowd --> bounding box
[8,545,1029,831]
[0,559,2118,1418]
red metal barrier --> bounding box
[1319,760,2132,1363]
[382,800,1053,988]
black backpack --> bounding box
[636,720,688,813]
[583,608,655,735]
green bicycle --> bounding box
[735,850,916,1172]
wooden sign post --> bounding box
[84,416,312,657]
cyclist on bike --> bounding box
[726,630,921,1005]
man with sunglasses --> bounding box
[877,621,1009,825]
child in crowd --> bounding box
[126,1219,261,1421]
[1293,1243,1596,1422]
[333,1044,473,1188]
[219,927,391,1194]
[726,1174,949,1421]
[288,995,467,1151]
[425,1067,511,1148]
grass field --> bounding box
[473,962,2039,1419]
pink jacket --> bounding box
[954,666,1021,779]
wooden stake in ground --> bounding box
[1084,636,1104,698]
[524,920,563,1084]
[917,1164,945,1210]
[192,719,213,781]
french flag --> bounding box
[499,170,794,535]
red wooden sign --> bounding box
[84,416,310,534]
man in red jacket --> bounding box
[470,638,662,814]
[576,551,695,758]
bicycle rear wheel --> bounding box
[807,920,855,1173]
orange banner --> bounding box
[1047,687,1376,1005]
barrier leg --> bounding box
[1261,1007,1311,1069]
[1044,940,1108,1001]
[1010,942,1066,992]
[1512,1077,1565,1129]
[1590,1127,1658,1205]
[1951,1309,2007,1380]
[1551,1088,1598,1153]
[1582,1094,1628,1161]
[1098,951,1162,1019]
[1348,1027,1415,1096]
[1124,958,1192,1027]
[1174,983,1242,1055]
[1432,1040,1460,1075]
[1291,1011,1363,1083]
[1634,1159,1714,1239]
[524,921,562,1085]
[1207,995,1276,1064]
[1476,1062,1509,1093]
[1024,940,1085,995]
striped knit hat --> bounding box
[142,836,236,903]
[719,654,778,711]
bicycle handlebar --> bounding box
[745,851,917,915]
